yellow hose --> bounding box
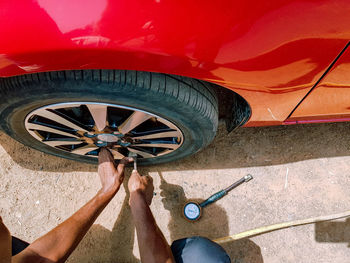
[213,209,350,244]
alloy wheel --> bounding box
[24,102,183,159]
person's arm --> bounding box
[13,148,132,263]
[0,217,12,263]
[128,170,175,263]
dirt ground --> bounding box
[1,121,350,263]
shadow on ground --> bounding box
[1,121,350,172]
[315,218,350,247]
[3,121,350,262]
[68,175,263,263]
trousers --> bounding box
[171,236,231,263]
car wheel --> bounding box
[0,70,218,165]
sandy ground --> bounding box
[1,122,350,263]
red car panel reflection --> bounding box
[0,0,349,126]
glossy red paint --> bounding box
[0,0,349,126]
[287,44,350,123]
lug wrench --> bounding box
[128,152,138,171]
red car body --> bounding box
[1,0,349,127]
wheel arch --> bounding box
[201,80,252,132]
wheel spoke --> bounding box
[87,104,108,131]
[134,143,179,150]
[109,149,125,159]
[36,109,89,132]
[43,140,83,147]
[26,123,79,138]
[71,145,98,155]
[27,130,43,141]
[119,111,151,134]
[127,147,156,158]
[132,130,179,140]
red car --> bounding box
[0,0,349,165]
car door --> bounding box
[285,43,350,124]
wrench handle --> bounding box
[133,158,137,171]
[199,175,253,208]
[199,190,227,208]
[224,174,253,193]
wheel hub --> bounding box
[97,133,120,143]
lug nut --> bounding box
[84,131,95,138]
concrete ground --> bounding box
[1,121,350,263]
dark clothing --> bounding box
[12,236,29,256]
[171,236,231,263]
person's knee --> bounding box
[171,236,231,263]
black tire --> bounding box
[0,70,218,165]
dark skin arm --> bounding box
[9,148,132,263]
[128,170,175,263]
[0,216,12,263]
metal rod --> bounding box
[134,157,137,171]
[224,174,253,193]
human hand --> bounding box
[128,170,154,205]
[98,148,133,196]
